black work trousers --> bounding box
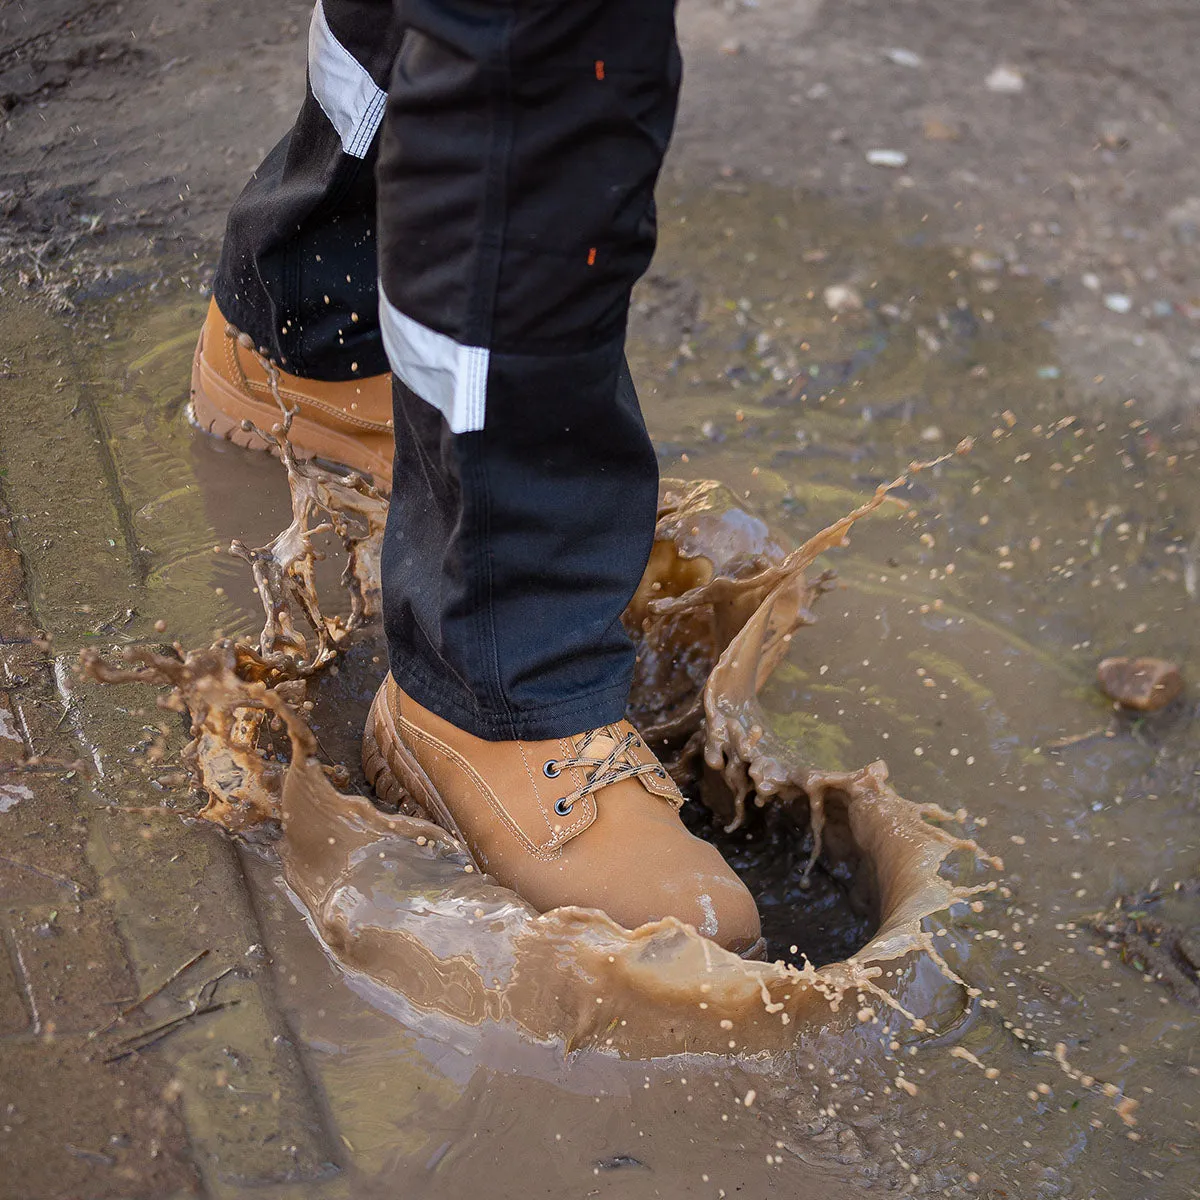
[215,0,680,740]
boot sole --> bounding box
[188,324,391,486]
[362,686,768,962]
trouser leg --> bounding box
[378,0,681,740]
[213,0,397,380]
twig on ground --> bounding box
[64,1143,115,1167]
[90,948,210,1038]
[196,965,237,1008]
[0,758,86,774]
[102,999,238,1063]
[1044,724,1117,751]
[0,855,82,896]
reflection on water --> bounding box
[5,185,1199,1196]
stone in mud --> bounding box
[1096,656,1183,711]
[922,115,960,142]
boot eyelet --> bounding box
[542,760,561,779]
[553,797,574,817]
[654,767,667,779]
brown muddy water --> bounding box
[2,187,1199,1199]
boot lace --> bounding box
[542,727,668,817]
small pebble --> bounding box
[1096,656,1183,712]
[922,116,960,142]
[985,64,1025,93]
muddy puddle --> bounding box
[2,186,1198,1198]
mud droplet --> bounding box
[823,284,863,314]
[985,64,1025,93]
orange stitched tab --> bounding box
[586,247,597,266]
[594,59,605,81]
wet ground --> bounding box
[5,0,1200,1192]
[1,181,1198,1197]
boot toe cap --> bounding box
[602,839,761,956]
[664,854,762,956]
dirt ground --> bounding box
[3,0,1200,415]
[2,2,1200,1199]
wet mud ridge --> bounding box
[0,484,201,1193]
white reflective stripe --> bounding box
[379,289,489,434]
[308,0,387,159]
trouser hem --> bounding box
[389,656,632,742]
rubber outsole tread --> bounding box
[188,327,391,485]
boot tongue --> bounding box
[580,730,621,762]
[572,726,684,809]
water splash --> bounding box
[81,405,1003,1054]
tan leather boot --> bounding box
[363,676,764,957]
[189,298,395,486]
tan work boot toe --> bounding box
[188,297,395,487]
[362,676,763,957]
